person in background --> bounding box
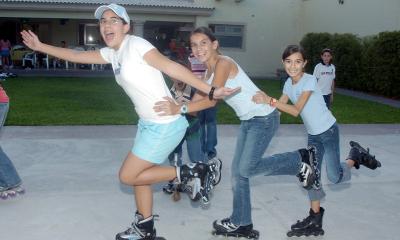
[0,83,24,200]
[162,75,207,197]
[313,48,335,109]
[0,38,12,70]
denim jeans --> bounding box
[168,116,205,166]
[0,102,22,190]
[230,110,280,226]
[198,107,217,159]
[261,123,351,202]
[307,123,351,201]
[323,94,332,109]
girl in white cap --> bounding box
[21,3,237,240]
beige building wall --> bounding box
[300,0,400,39]
[196,0,302,78]
[2,0,398,77]
[196,0,400,78]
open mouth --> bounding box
[104,32,115,42]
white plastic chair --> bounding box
[40,54,49,69]
[22,52,36,68]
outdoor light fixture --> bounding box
[338,0,344,4]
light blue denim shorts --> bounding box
[132,116,188,164]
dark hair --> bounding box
[282,45,306,61]
[321,48,333,55]
[320,48,333,65]
[190,26,217,42]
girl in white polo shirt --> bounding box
[21,4,237,240]
[313,48,335,109]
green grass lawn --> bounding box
[2,76,400,125]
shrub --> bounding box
[300,31,400,98]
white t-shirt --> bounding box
[100,35,179,123]
[313,63,335,95]
[283,73,336,135]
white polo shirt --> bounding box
[100,35,179,123]
[313,63,336,95]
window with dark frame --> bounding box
[209,24,244,49]
[79,23,102,46]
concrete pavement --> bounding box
[0,124,399,240]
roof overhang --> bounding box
[0,0,215,17]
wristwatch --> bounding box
[180,104,188,114]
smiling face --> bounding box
[282,52,307,82]
[99,10,130,50]
[189,33,218,63]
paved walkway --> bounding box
[1,124,399,240]
[336,88,400,108]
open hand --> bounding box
[252,91,270,104]
[21,30,42,51]
[213,86,241,99]
[153,97,180,116]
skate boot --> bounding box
[297,146,321,189]
[162,180,175,195]
[0,186,25,200]
[212,218,260,239]
[348,141,381,170]
[177,162,211,204]
[208,157,222,186]
[116,212,157,240]
[180,177,201,201]
[287,207,325,237]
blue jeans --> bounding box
[230,110,280,226]
[307,123,351,201]
[168,116,205,166]
[198,107,217,159]
[0,102,22,190]
[262,123,351,202]
[323,94,331,109]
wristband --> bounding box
[208,86,215,100]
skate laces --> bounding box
[124,214,159,237]
[297,163,310,185]
[297,165,307,182]
[219,218,240,231]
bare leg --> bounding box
[311,200,320,213]
[119,152,176,186]
[346,159,355,168]
[134,185,153,218]
[119,152,177,218]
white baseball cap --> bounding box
[94,3,130,25]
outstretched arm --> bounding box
[144,49,239,99]
[252,91,311,117]
[21,30,106,64]
[153,57,236,115]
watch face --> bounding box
[181,105,188,114]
